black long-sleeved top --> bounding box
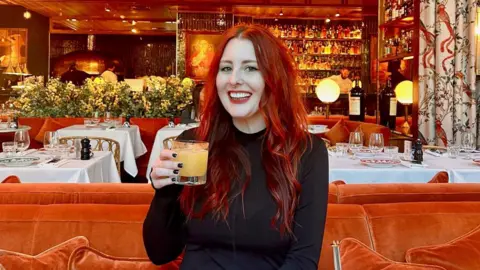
[143,128,329,270]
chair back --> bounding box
[59,136,121,175]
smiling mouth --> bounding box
[228,91,252,100]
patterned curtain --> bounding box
[418,0,477,146]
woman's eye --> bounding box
[220,66,232,72]
[245,66,258,72]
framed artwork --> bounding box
[185,31,223,80]
[0,28,28,68]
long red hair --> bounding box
[179,24,311,235]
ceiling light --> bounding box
[105,5,111,12]
[335,13,340,17]
[131,28,138,33]
[132,20,136,25]
[279,9,283,16]
[23,10,31,19]
[122,20,127,23]
[71,18,77,22]
[325,18,331,23]
[151,27,157,30]
[275,18,278,21]
[120,15,125,19]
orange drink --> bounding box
[171,140,209,185]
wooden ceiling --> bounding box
[3,0,377,35]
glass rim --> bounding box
[2,141,16,145]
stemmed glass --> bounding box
[461,131,476,160]
[349,132,363,159]
[43,131,59,151]
[368,133,384,154]
[14,130,30,155]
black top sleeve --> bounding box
[279,136,329,269]
[143,129,196,265]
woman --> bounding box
[143,24,329,270]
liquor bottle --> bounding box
[349,79,365,121]
[380,76,397,130]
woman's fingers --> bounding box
[160,149,177,160]
[152,168,179,179]
[155,160,183,170]
[151,177,174,190]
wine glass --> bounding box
[368,133,384,154]
[349,132,364,158]
[43,131,59,151]
[461,131,476,160]
[14,130,30,155]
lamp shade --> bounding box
[316,79,340,103]
[394,80,413,105]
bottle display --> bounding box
[380,76,397,130]
[349,78,365,122]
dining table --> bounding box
[0,149,120,183]
[57,124,147,177]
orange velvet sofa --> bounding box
[2,182,480,269]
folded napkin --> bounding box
[18,149,37,156]
[400,160,428,168]
[425,149,444,157]
[37,158,69,168]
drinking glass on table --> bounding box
[384,146,399,159]
[335,143,349,157]
[14,130,30,154]
[348,132,363,158]
[368,133,384,154]
[43,131,59,150]
[2,141,17,157]
[447,145,460,159]
[170,140,209,185]
[461,131,476,160]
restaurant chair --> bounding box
[59,136,121,175]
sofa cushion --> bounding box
[337,183,480,205]
[319,204,372,270]
[68,246,182,270]
[31,204,149,258]
[0,183,154,205]
[1,175,20,184]
[0,236,89,270]
[427,172,449,183]
[323,119,350,146]
[363,202,480,262]
[340,238,444,270]
[34,118,67,143]
[406,224,480,270]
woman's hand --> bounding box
[150,149,183,190]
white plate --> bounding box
[0,156,40,167]
[360,158,400,168]
[355,149,376,158]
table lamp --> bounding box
[394,80,413,135]
[315,79,340,119]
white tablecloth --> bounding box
[57,125,147,177]
[146,125,195,181]
[330,154,480,184]
[0,151,120,183]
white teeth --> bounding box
[229,92,251,99]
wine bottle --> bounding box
[380,77,397,130]
[349,79,365,121]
